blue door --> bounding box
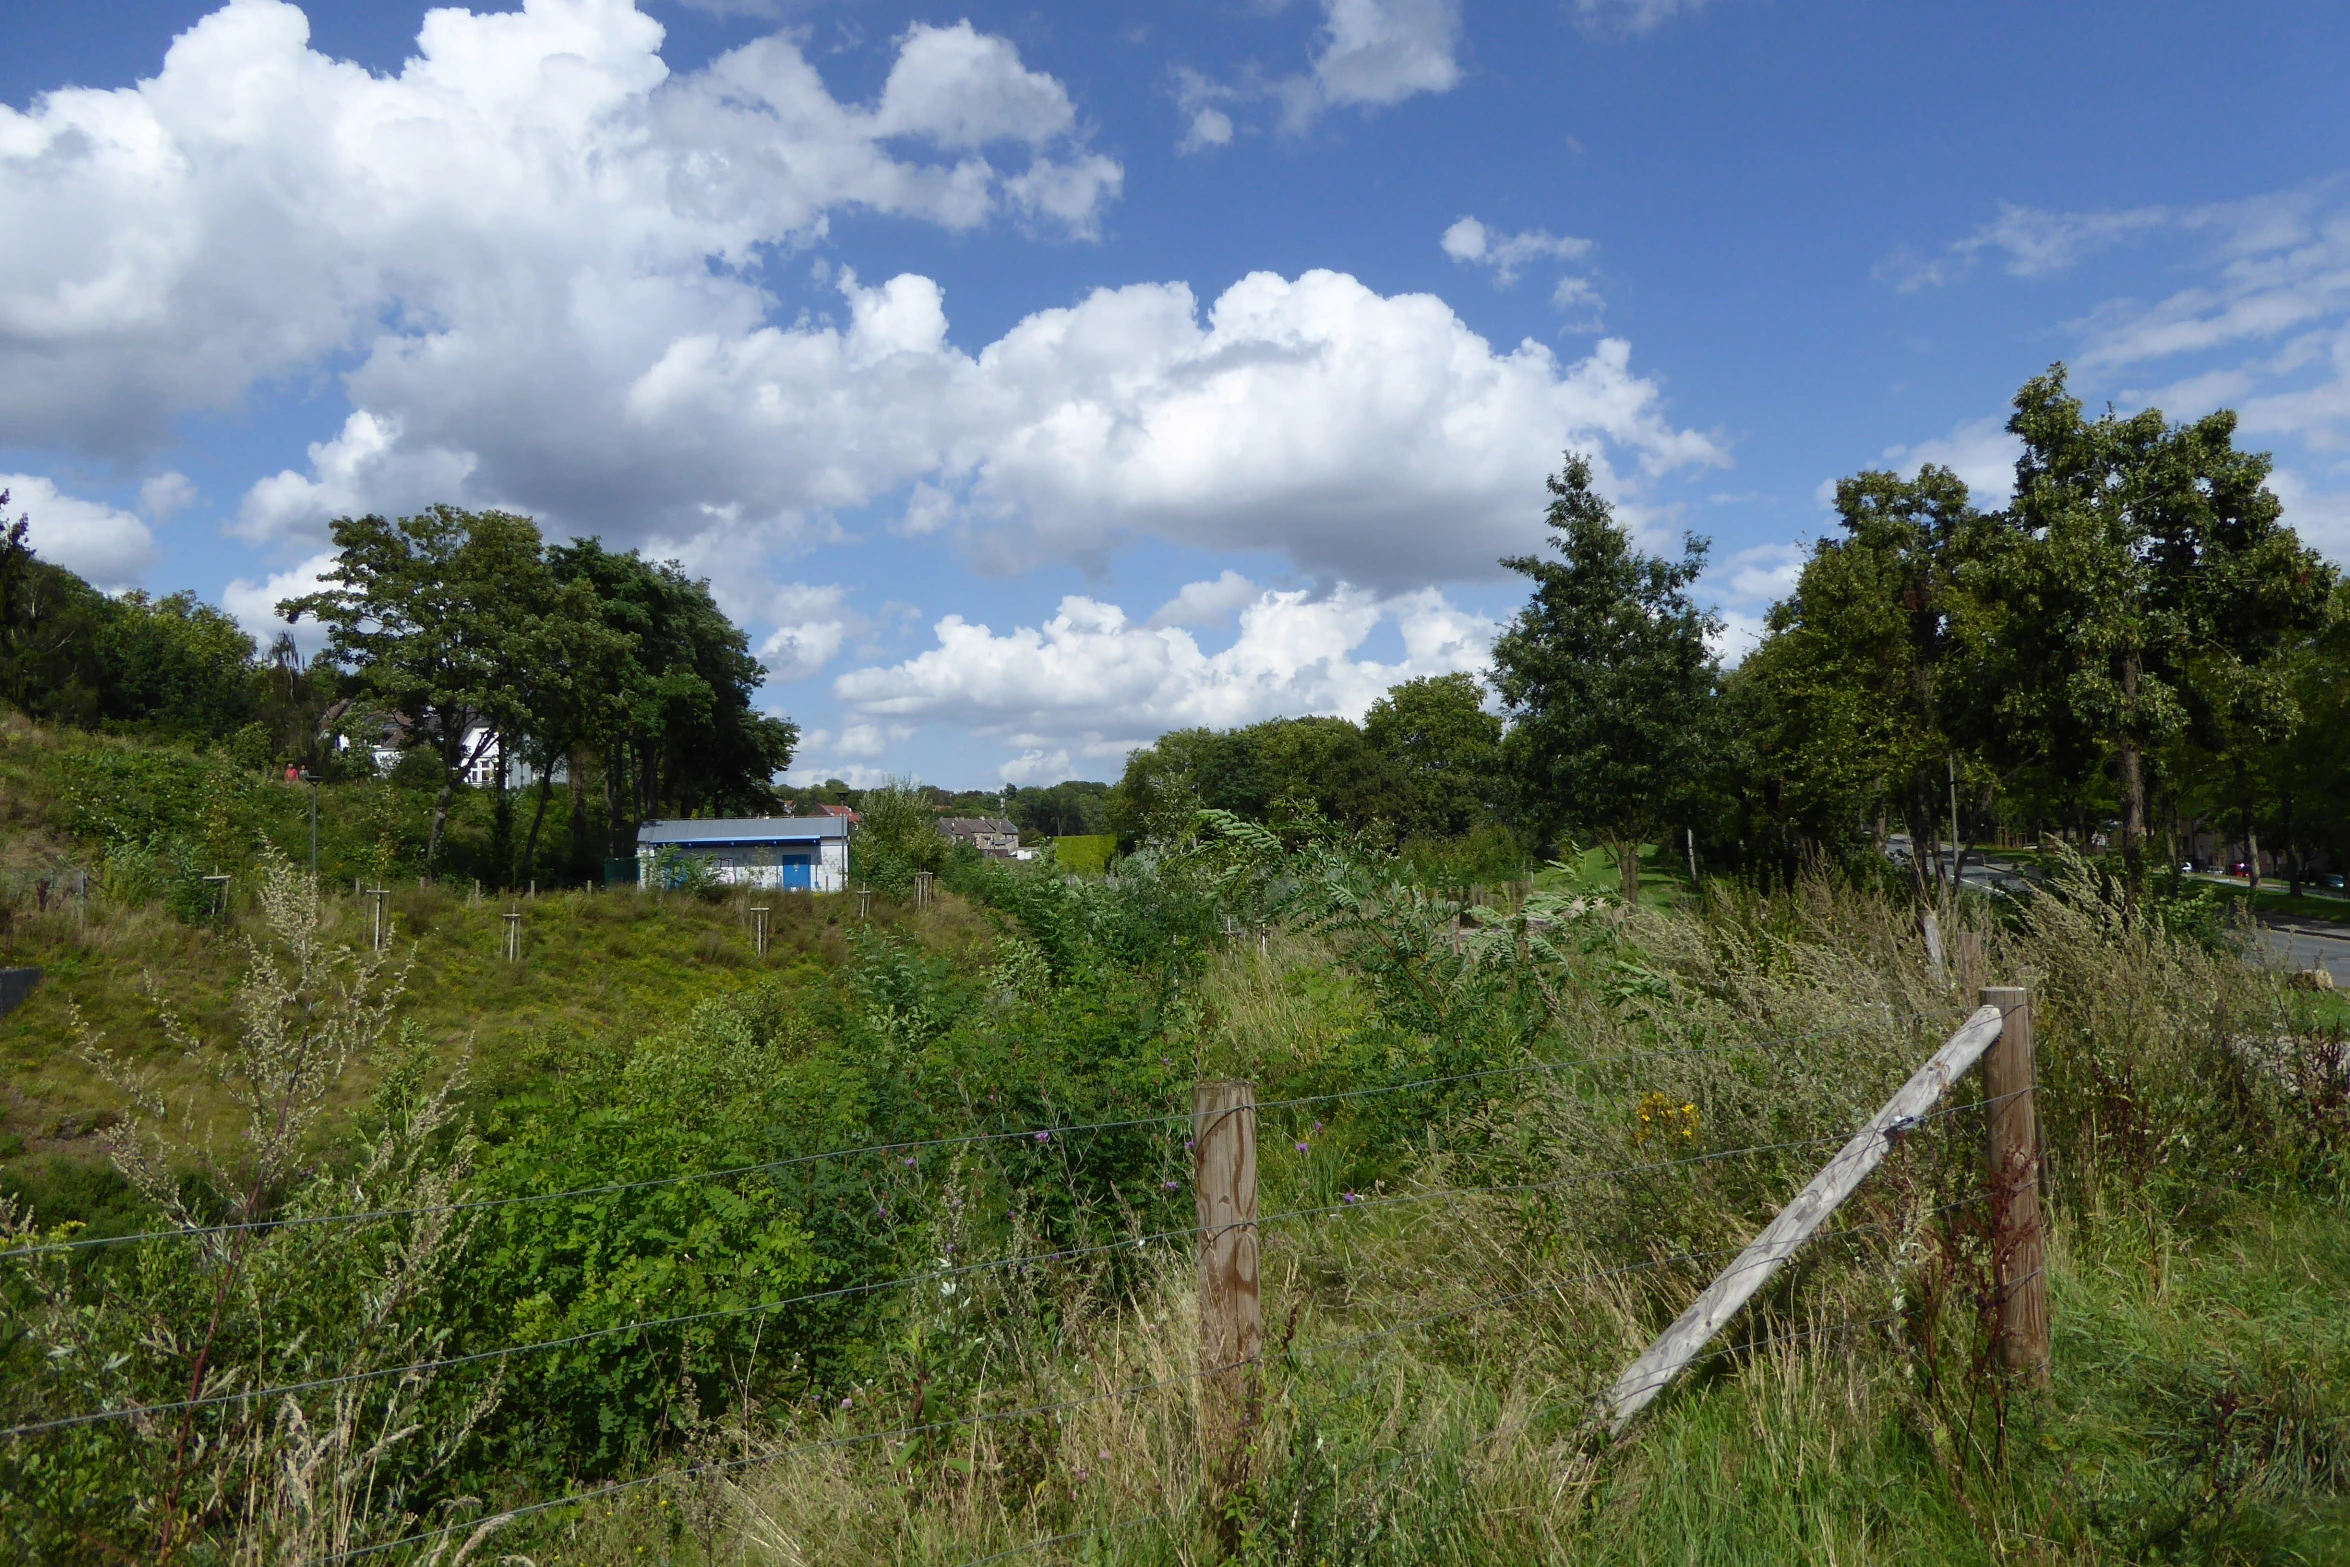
[780,854,813,890]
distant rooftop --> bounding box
[637,817,850,845]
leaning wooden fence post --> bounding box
[1980,985,2049,1385]
[1193,1078,1261,1513]
[1602,1002,2007,1432]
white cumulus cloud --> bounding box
[0,0,1120,464]
[221,549,336,651]
[754,582,855,682]
[1310,0,1463,111]
[1,2,1725,611]
[456,264,1719,588]
[1441,217,1594,287]
[1148,570,1261,629]
[0,474,155,589]
[1876,415,2023,506]
[1176,0,1462,145]
[832,583,1497,763]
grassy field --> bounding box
[5,732,2347,1563]
[508,879,2350,1566]
[1531,841,1698,908]
[0,879,993,1227]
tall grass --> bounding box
[475,857,2348,1564]
[5,831,2344,1563]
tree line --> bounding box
[0,501,797,887]
[1111,366,2345,912]
[6,361,2339,907]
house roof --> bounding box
[637,817,851,846]
[939,817,1017,836]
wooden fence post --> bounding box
[751,905,771,957]
[1193,1078,1261,1512]
[1979,985,2049,1385]
[1603,1003,2007,1431]
[368,888,390,954]
[503,908,523,964]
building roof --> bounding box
[637,817,851,846]
[939,816,1017,836]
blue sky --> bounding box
[4,0,2346,789]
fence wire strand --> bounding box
[0,1010,1936,1263]
[3,1086,2001,1443]
[297,1200,1970,1566]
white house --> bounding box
[636,816,851,892]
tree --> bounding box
[1004,780,1111,839]
[96,590,260,740]
[503,576,631,886]
[1108,716,1413,846]
[1490,455,1722,903]
[1974,366,2334,909]
[1362,672,1501,839]
[1734,465,1992,901]
[0,498,111,726]
[282,507,558,873]
[547,541,798,849]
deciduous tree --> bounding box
[282,507,556,873]
[1363,672,1501,839]
[1974,366,2333,910]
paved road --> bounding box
[2256,918,2350,985]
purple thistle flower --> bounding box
[1341,1192,1361,1204]
[1294,1142,1310,1154]
[1034,1130,1051,1143]
[1184,1139,1195,1150]
[1162,1180,1180,1191]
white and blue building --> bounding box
[635,817,851,892]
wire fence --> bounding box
[943,1309,1915,1567]
[3,998,2025,1567]
[0,1091,1995,1443]
[304,1203,1969,1567]
[0,1010,1931,1264]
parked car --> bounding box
[2229,861,2251,876]
[2327,874,2346,891]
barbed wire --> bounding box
[1,1010,1941,1263]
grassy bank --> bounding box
[0,880,991,1225]
[4,809,2346,1563]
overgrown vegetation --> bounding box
[4,794,2344,1562]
